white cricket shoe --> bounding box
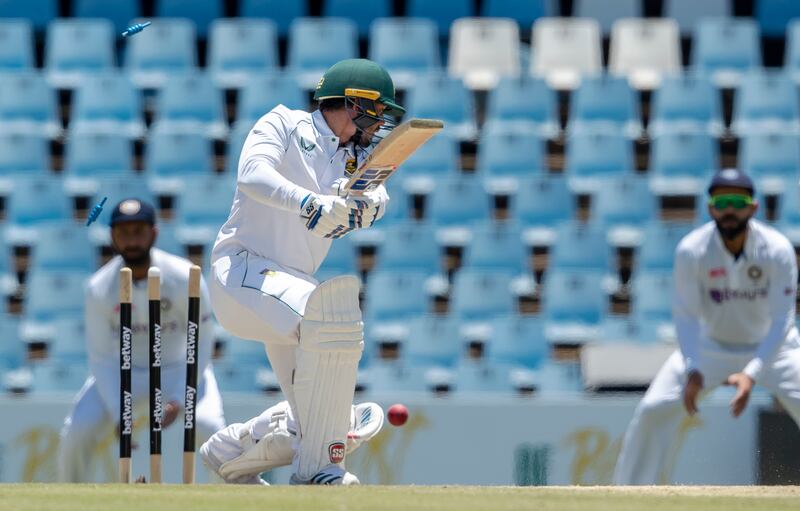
[290,464,360,485]
[200,435,269,485]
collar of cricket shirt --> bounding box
[311,109,340,155]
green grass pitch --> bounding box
[0,485,799,511]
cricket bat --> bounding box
[344,118,444,196]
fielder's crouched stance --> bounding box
[204,58,403,485]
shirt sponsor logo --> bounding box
[298,135,317,154]
[709,287,768,304]
[709,267,727,278]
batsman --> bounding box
[205,58,402,485]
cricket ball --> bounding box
[387,404,408,426]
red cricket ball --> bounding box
[387,404,408,427]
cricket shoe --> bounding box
[289,464,360,485]
[199,434,269,486]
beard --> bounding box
[119,248,150,267]
[714,215,749,240]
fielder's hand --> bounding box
[683,370,704,416]
[725,372,754,418]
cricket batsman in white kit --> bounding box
[58,199,226,482]
[201,59,402,485]
[614,169,800,484]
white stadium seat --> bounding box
[448,17,521,90]
[609,18,681,90]
[531,17,602,90]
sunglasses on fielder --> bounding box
[708,194,754,210]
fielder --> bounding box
[58,199,226,482]
[614,169,800,484]
[204,58,402,485]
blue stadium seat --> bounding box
[84,176,155,214]
[314,236,357,280]
[452,360,516,393]
[649,74,723,135]
[569,75,640,136]
[146,125,213,176]
[44,316,87,361]
[6,176,71,225]
[0,0,57,31]
[426,175,490,226]
[174,174,235,225]
[368,18,440,89]
[485,76,558,137]
[208,18,278,88]
[637,221,694,271]
[778,184,800,224]
[236,72,306,124]
[477,124,544,179]
[45,19,115,88]
[565,131,633,192]
[462,221,525,273]
[240,0,306,37]
[30,360,89,392]
[732,71,800,134]
[550,221,610,271]
[0,19,33,70]
[375,221,440,273]
[739,131,800,184]
[756,0,800,37]
[226,121,250,174]
[0,71,59,137]
[0,133,50,174]
[29,221,95,271]
[155,72,227,138]
[591,175,656,226]
[542,270,607,327]
[406,72,476,139]
[361,361,447,393]
[403,315,460,367]
[574,0,640,33]
[25,269,90,320]
[450,269,516,321]
[512,176,575,228]
[631,271,673,324]
[71,72,144,137]
[692,18,760,88]
[487,315,548,369]
[650,132,717,194]
[287,18,358,88]
[381,181,410,223]
[74,0,140,34]
[365,271,429,322]
[400,130,460,178]
[156,0,222,38]
[407,0,473,37]
[65,131,133,176]
[786,21,800,83]
[0,315,24,368]
[124,18,197,89]
[324,0,390,37]
[665,0,730,35]
[481,0,550,27]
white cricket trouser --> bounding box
[614,337,800,485]
[57,366,225,482]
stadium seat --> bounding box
[450,270,516,321]
[542,270,607,339]
[531,17,602,90]
[208,18,278,88]
[565,131,633,192]
[400,130,460,179]
[74,0,139,34]
[0,19,33,70]
[550,221,611,271]
[42,317,87,361]
[155,72,227,138]
[156,0,222,38]
[287,17,358,89]
[235,72,306,124]
[426,175,491,227]
[405,72,476,139]
[487,315,548,368]
[71,72,144,137]
[481,0,549,28]
[573,0,640,33]
[407,0,473,37]
[174,174,235,225]
[146,125,213,176]
[609,18,681,90]
[739,131,800,187]
[375,221,440,273]
[30,360,89,392]
[513,176,575,232]
[6,176,71,225]
[649,74,723,135]
[0,0,57,31]
[81,176,155,216]
[324,0,390,37]
[28,221,95,271]
[314,236,357,281]
[732,71,800,135]
[785,20,800,84]
[0,71,59,137]
[665,0,731,35]
[226,121,250,173]
[452,360,518,393]
[403,315,461,366]
[0,133,50,175]
[591,175,657,228]
[64,131,133,176]
[368,18,440,89]
[448,17,521,90]
[477,124,544,182]
[361,361,449,393]
[45,19,115,88]
[365,271,429,322]
[462,221,525,273]
[637,221,694,271]
[650,132,718,194]
[485,76,558,137]
[756,0,800,37]
[214,360,263,392]
[692,18,761,88]
[240,0,306,37]
[631,271,673,324]
[25,269,90,320]
[0,315,24,368]
[124,18,197,89]
[569,75,640,136]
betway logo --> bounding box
[153,388,163,431]
[121,326,132,370]
[186,321,198,365]
[184,386,196,430]
[709,287,768,304]
[152,324,161,367]
[122,390,133,435]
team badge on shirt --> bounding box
[345,156,357,176]
[260,269,277,277]
[747,265,763,281]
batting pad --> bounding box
[294,276,364,480]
